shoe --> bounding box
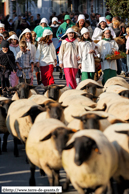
[120,71,125,75]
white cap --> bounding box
[7,34,19,42]
[81,27,89,35]
[0,33,4,39]
[19,28,31,41]
[43,29,53,37]
[97,17,107,26]
[61,28,80,39]
[40,18,48,26]
[77,14,85,23]
[0,23,5,28]
[52,17,58,23]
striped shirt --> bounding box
[16,50,34,79]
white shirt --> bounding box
[9,46,20,59]
[92,26,116,40]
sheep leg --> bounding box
[13,137,19,157]
[95,185,107,194]
[53,170,60,186]
[42,165,54,186]
[2,132,9,152]
[62,174,70,191]
[0,137,1,155]
[110,178,118,194]
[72,181,85,194]
[29,161,36,186]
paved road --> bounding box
[0,70,77,194]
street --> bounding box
[0,70,77,194]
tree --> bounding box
[106,0,129,21]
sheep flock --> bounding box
[1,77,129,194]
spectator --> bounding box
[35,14,41,26]
[20,17,30,32]
[2,31,9,40]
[95,13,101,23]
[29,15,35,31]
[13,14,17,23]
[85,20,93,38]
[14,15,22,37]
[8,18,14,32]
[90,13,96,30]
[4,15,9,31]
[51,17,59,49]
[73,15,78,23]
[113,20,121,37]
[106,15,113,27]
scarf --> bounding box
[84,38,92,42]
[47,40,53,45]
[60,21,74,30]
[10,44,19,47]
[65,38,75,42]
[103,38,111,41]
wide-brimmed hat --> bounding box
[40,18,48,26]
[43,29,53,37]
[7,34,19,42]
[81,27,89,35]
[77,14,85,23]
[19,28,31,41]
[97,17,107,26]
[106,15,112,21]
[52,17,58,23]
[64,15,71,21]
[61,28,80,40]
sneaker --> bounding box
[120,71,125,75]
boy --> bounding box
[0,23,5,34]
[16,41,34,84]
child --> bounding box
[97,27,118,85]
[9,31,16,37]
[59,28,79,89]
[16,41,34,84]
[8,34,20,59]
[0,40,16,88]
[78,27,95,80]
[31,31,41,85]
[0,34,4,51]
[50,17,59,49]
[19,28,36,84]
[126,27,129,74]
[35,29,57,86]
[2,31,9,40]
[0,23,5,34]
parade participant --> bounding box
[34,18,52,41]
[0,40,16,88]
[59,28,79,89]
[0,23,5,33]
[97,28,118,85]
[78,27,95,80]
[56,15,75,40]
[35,29,57,86]
[8,34,20,59]
[16,41,34,84]
[76,14,86,30]
[50,17,59,49]
[0,33,4,51]
[31,31,38,48]
[106,15,113,27]
[92,17,116,40]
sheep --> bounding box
[105,85,129,99]
[104,123,129,193]
[26,118,76,186]
[67,111,125,131]
[0,99,14,154]
[76,79,103,97]
[29,94,55,105]
[61,95,96,107]
[23,101,65,123]
[62,130,118,194]
[36,84,66,101]
[104,77,129,91]
[9,83,38,100]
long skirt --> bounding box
[64,68,78,89]
[103,69,117,85]
[40,65,54,86]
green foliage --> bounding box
[106,0,129,20]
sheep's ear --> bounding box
[40,133,52,142]
[92,142,101,154]
[64,141,75,150]
[21,106,44,118]
[58,85,66,89]
[72,115,82,120]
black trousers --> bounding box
[0,71,10,89]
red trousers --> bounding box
[64,68,78,89]
[40,65,54,86]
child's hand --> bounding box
[78,64,82,69]
[54,59,57,66]
[36,62,40,68]
[59,64,63,68]
[89,50,95,54]
[77,56,80,61]
[126,50,129,55]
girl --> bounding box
[0,40,16,88]
[97,28,118,85]
[35,29,57,86]
[19,28,36,84]
[50,17,59,49]
[59,28,79,89]
[31,31,41,85]
[78,27,95,80]
[0,34,4,51]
